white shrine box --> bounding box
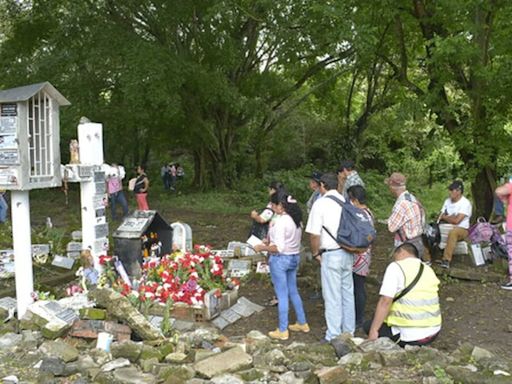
[0,82,70,190]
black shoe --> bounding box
[501,281,512,290]
[440,260,450,269]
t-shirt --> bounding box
[268,214,302,254]
[259,202,274,223]
[507,183,512,231]
[380,258,441,341]
[305,190,345,250]
[441,195,472,229]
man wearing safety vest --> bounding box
[365,242,441,347]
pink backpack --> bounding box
[468,217,494,244]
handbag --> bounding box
[128,178,136,191]
[468,217,494,244]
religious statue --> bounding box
[69,139,80,164]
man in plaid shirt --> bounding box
[385,172,426,261]
[337,160,365,198]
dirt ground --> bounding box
[167,207,512,355]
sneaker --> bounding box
[439,260,450,269]
[268,329,289,340]
[500,281,512,290]
[288,323,310,333]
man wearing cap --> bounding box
[437,180,472,268]
[306,173,356,340]
[366,242,441,347]
[386,172,426,260]
[306,171,323,215]
[337,160,364,198]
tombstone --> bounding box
[113,210,173,277]
[0,82,70,318]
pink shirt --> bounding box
[107,176,122,194]
[268,214,302,254]
[507,183,512,231]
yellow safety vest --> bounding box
[386,258,442,328]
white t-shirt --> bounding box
[305,190,345,250]
[269,214,302,254]
[441,196,472,229]
[380,258,441,341]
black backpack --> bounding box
[322,195,376,253]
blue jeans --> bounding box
[109,191,129,220]
[321,249,355,340]
[0,194,7,223]
[269,254,307,332]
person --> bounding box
[366,242,441,347]
[0,190,8,223]
[337,160,364,198]
[436,180,472,268]
[254,190,308,340]
[134,165,150,210]
[176,163,185,182]
[106,164,129,221]
[306,171,322,215]
[249,180,284,241]
[306,173,356,341]
[495,180,512,290]
[385,172,426,261]
[161,164,170,191]
[348,185,374,329]
[169,163,177,192]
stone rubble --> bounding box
[0,287,510,383]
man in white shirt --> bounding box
[437,180,472,268]
[366,242,441,347]
[306,173,356,341]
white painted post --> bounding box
[11,190,34,318]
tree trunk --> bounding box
[470,166,495,220]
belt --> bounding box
[323,247,341,253]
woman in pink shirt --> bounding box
[254,190,309,340]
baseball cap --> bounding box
[448,180,464,193]
[307,171,323,183]
[384,172,406,187]
[337,160,355,173]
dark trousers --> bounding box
[363,319,439,348]
[353,273,366,328]
[162,174,170,190]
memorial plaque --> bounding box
[0,134,17,150]
[52,255,75,270]
[93,171,105,182]
[211,316,230,330]
[230,301,255,318]
[94,223,109,239]
[211,249,234,258]
[95,207,105,218]
[67,242,82,252]
[32,244,51,256]
[95,182,106,194]
[203,289,222,320]
[67,251,81,259]
[218,308,241,324]
[93,194,107,209]
[78,165,94,178]
[0,150,19,165]
[55,308,78,323]
[44,301,64,314]
[117,217,150,233]
[227,259,251,278]
[1,104,17,117]
[238,296,265,313]
[93,238,109,254]
[0,116,16,134]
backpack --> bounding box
[322,195,376,253]
[467,217,495,244]
[423,222,441,252]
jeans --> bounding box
[109,191,129,220]
[321,249,355,340]
[0,194,7,223]
[269,254,307,332]
[353,273,366,328]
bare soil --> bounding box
[166,207,512,355]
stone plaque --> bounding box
[67,242,82,252]
[219,308,241,324]
[78,165,94,178]
[238,296,264,313]
[0,297,17,312]
[94,171,105,183]
[227,259,251,278]
[95,182,106,194]
[52,255,75,270]
[55,308,78,323]
[230,301,255,318]
[211,316,230,330]
[0,150,19,165]
[95,223,109,239]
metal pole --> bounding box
[11,190,34,319]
